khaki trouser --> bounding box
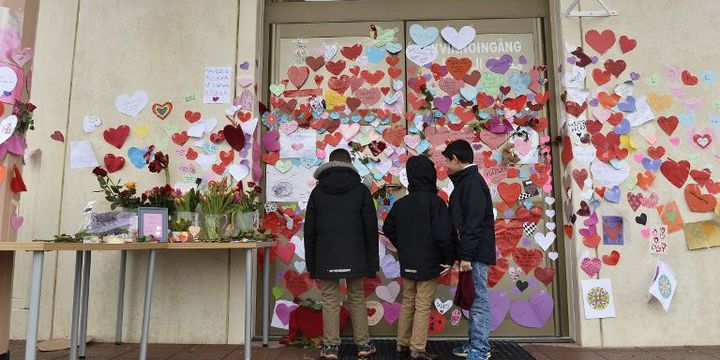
[320,277,370,346]
[397,277,439,352]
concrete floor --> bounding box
[6,341,720,359]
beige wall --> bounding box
[10,0,720,348]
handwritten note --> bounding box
[203,66,232,104]
[649,225,668,255]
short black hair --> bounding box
[329,148,352,163]
[442,140,474,163]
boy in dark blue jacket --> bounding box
[383,155,455,360]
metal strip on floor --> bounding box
[338,340,535,359]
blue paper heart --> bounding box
[409,24,439,48]
[522,200,533,209]
[340,116,350,124]
[709,115,720,129]
[519,169,530,179]
[617,96,636,113]
[385,42,403,54]
[128,147,148,169]
[351,115,362,123]
[678,113,695,127]
[604,186,621,203]
[508,71,531,95]
[460,86,479,101]
[415,139,430,154]
[642,157,662,172]
[613,119,631,135]
[330,112,340,120]
[701,71,716,84]
[365,46,385,64]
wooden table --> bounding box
[0,241,276,360]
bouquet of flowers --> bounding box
[231,181,263,213]
[176,178,203,213]
[142,184,178,215]
[200,178,237,240]
[92,167,143,210]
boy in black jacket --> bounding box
[382,155,455,360]
[304,149,379,359]
[443,140,496,360]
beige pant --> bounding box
[397,277,439,352]
[320,277,370,346]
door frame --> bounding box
[261,0,569,339]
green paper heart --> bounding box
[624,176,637,190]
[480,72,504,96]
[645,73,662,88]
[163,123,179,136]
[275,159,293,173]
[272,286,284,300]
[666,210,677,223]
[270,84,285,97]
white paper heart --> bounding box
[638,124,657,144]
[323,43,338,60]
[406,44,438,67]
[82,115,102,134]
[237,77,253,87]
[434,298,453,314]
[290,236,305,259]
[115,90,148,117]
[241,117,259,135]
[187,117,218,138]
[228,164,249,182]
[548,252,559,261]
[11,48,33,67]
[0,115,18,145]
[195,153,215,171]
[534,232,556,251]
[440,25,476,50]
[375,281,400,303]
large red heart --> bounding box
[427,310,447,334]
[498,182,521,206]
[592,69,611,86]
[488,258,509,287]
[328,75,350,94]
[383,126,405,147]
[512,247,543,274]
[685,184,716,212]
[276,242,296,264]
[340,44,363,60]
[618,35,637,53]
[601,250,620,266]
[572,169,588,188]
[584,29,616,54]
[223,124,246,151]
[660,158,690,188]
[104,154,125,173]
[103,125,130,149]
[361,69,385,85]
[495,219,523,257]
[533,266,555,286]
[287,66,309,89]
[657,116,679,136]
[305,56,325,71]
[603,59,626,78]
[515,206,542,225]
[503,95,527,113]
[283,270,313,298]
[325,60,346,76]
[445,57,472,80]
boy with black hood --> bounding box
[382,155,455,360]
[304,148,379,359]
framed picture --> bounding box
[137,207,169,243]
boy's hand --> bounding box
[459,260,473,272]
[440,264,451,275]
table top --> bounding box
[0,241,276,251]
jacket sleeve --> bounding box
[361,187,380,275]
[459,180,489,262]
[382,205,398,250]
[303,191,317,277]
[431,198,456,265]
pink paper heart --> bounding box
[593,108,612,123]
[543,184,552,193]
[11,47,33,66]
[579,225,596,238]
[581,257,602,277]
[633,154,644,163]
[382,302,401,324]
[10,214,23,230]
[640,228,650,239]
[669,136,680,146]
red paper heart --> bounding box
[618,35,637,53]
[103,125,130,149]
[284,270,313,298]
[572,169,588,188]
[512,248,543,274]
[495,219,523,257]
[325,60,346,76]
[10,165,26,193]
[584,29,616,54]
[592,69,611,86]
[185,148,198,160]
[383,126,405,147]
[104,154,125,173]
[533,266,555,286]
[498,182,521,206]
[602,250,620,265]
[682,70,698,86]
[223,124,246,151]
[685,184,716,212]
[445,57,472,80]
[657,116,679,136]
[172,131,189,146]
[287,65,309,89]
[603,59,626,78]
[488,258,509,287]
[262,151,280,165]
[660,158,690,188]
[340,44,363,60]
[647,146,665,160]
[463,70,481,86]
[50,130,64,142]
[184,111,201,123]
[305,56,325,71]
[690,168,712,186]
[328,75,351,94]
[219,149,234,165]
[361,69,385,85]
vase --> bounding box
[204,214,230,240]
[233,211,257,235]
[176,211,199,225]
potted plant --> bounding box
[169,217,191,242]
[199,177,237,240]
[231,181,263,234]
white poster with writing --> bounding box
[203,66,232,104]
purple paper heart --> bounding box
[422,73,432,81]
[519,55,527,64]
[566,56,577,65]
[503,210,513,218]
[239,61,250,70]
[617,96,637,113]
[521,237,532,247]
[276,303,297,325]
[382,302,401,324]
[509,290,554,328]
[613,119,631,135]
[604,186,621,203]
[485,54,513,74]
[433,96,452,114]
[642,157,662,172]
[584,212,598,226]
[590,56,598,64]
[630,72,640,81]
[489,290,510,331]
[578,225,596,238]
[589,98,599,107]
[262,130,280,152]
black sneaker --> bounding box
[320,344,339,359]
[396,345,410,359]
[358,342,377,358]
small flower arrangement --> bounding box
[92,167,143,210]
[142,184,178,215]
[176,178,202,212]
[145,147,170,184]
[232,181,263,213]
[13,100,36,135]
[200,177,237,215]
[169,218,192,232]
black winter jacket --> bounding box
[382,156,455,281]
[304,161,379,279]
[449,165,496,265]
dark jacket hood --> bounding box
[313,161,360,194]
[407,156,437,193]
[449,164,478,186]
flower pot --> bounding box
[203,214,230,240]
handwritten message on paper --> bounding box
[203,66,232,104]
[649,225,668,255]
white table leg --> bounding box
[139,250,157,360]
[262,248,269,347]
[78,251,91,357]
[25,251,44,360]
[244,249,254,360]
[69,251,83,360]
[115,250,127,345]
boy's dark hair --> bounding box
[442,140,474,163]
[329,148,352,163]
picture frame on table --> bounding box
[137,207,169,243]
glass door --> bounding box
[265,17,562,338]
